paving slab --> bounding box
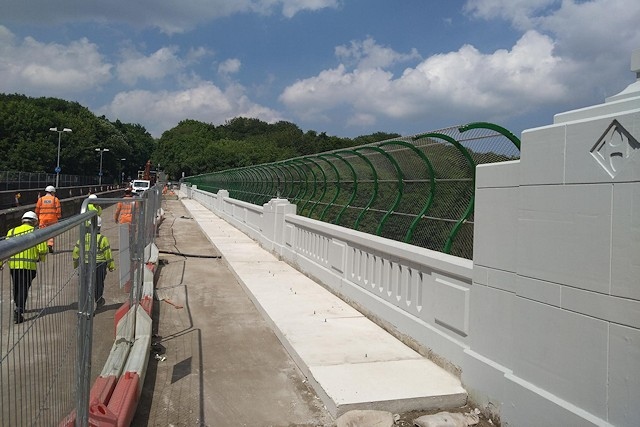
[181,197,468,418]
[134,200,332,427]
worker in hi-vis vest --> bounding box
[73,216,115,309]
[35,185,61,252]
[114,188,135,224]
[1,211,48,324]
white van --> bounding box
[131,179,151,195]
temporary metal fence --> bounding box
[0,186,162,426]
[184,122,521,259]
[0,171,99,192]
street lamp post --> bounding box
[120,158,126,185]
[95,148,110,185]
[49,127,72,188]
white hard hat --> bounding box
[45,185,56,193]
[89,194,98,199]
[22,211,38,221]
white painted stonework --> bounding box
[471,48,640,427]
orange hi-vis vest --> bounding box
[114,198,134,224]
[35,194,61,224]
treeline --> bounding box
[0,94,155,183]
[0,94,400,182]
[154,117,400,179]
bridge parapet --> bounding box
[189,186,473,376]
[185,48,640,426]
[469,48,640,426]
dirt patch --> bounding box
[395,405,498,427]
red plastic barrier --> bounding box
[58,376,117,427]
[88,402,118,426]
[107,371,140,427]
[90,375,118,405]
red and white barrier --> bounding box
[60,243,159,427]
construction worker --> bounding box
[85,194,102,227]
[35,185,61,252]
[73,216,115,309]
[1,211,48,323]
[87,194,103,217]
[114,188,135,224]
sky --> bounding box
[1,0,639,139]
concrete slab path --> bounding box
[133,199,332,427]
[178,196,467,419]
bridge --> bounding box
[0,49,638,426]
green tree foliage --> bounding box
[112,120,156,180]
[0,94,156,183]
[154,116,399,180]
[0,94,400,184]
[352,132,402,146]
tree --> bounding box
[0,94,156,183]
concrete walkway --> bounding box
[133,199,332,427]
[178,196,467,420]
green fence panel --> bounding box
[182,122,521,259]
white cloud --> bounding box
[463,0,640,97]
[463,0,640,61]
[335,37,420,70]
[279,0,341,19]
[186,46,211,62]
[347,112,376,127]
[218,58,242,76]
[100,82,283,137]
[117,46,184,85]
[536,0,640,60]
[2,0,637,140]
[463,0,556,29]
[2,0,340,34]
[283,1,640,132]
[281,32,570,126]
[0,26,112,95]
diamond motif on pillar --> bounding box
[590,119,639,178]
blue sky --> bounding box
[1,0,639,139]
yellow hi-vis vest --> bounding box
[88,203,103,216]
[72,233,115,270]
[4,223,48,270]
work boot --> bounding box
[14,311,24,324]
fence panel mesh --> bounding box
[185,122,520,259]
[0,186,162,426]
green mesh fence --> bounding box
[184,122,520,259]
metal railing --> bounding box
[0,186,162,426]
[184,122,520,259]
[0,171,99,192]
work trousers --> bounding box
[39,218,58,248]
[11,269,37,314]
[88,262,108,302]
